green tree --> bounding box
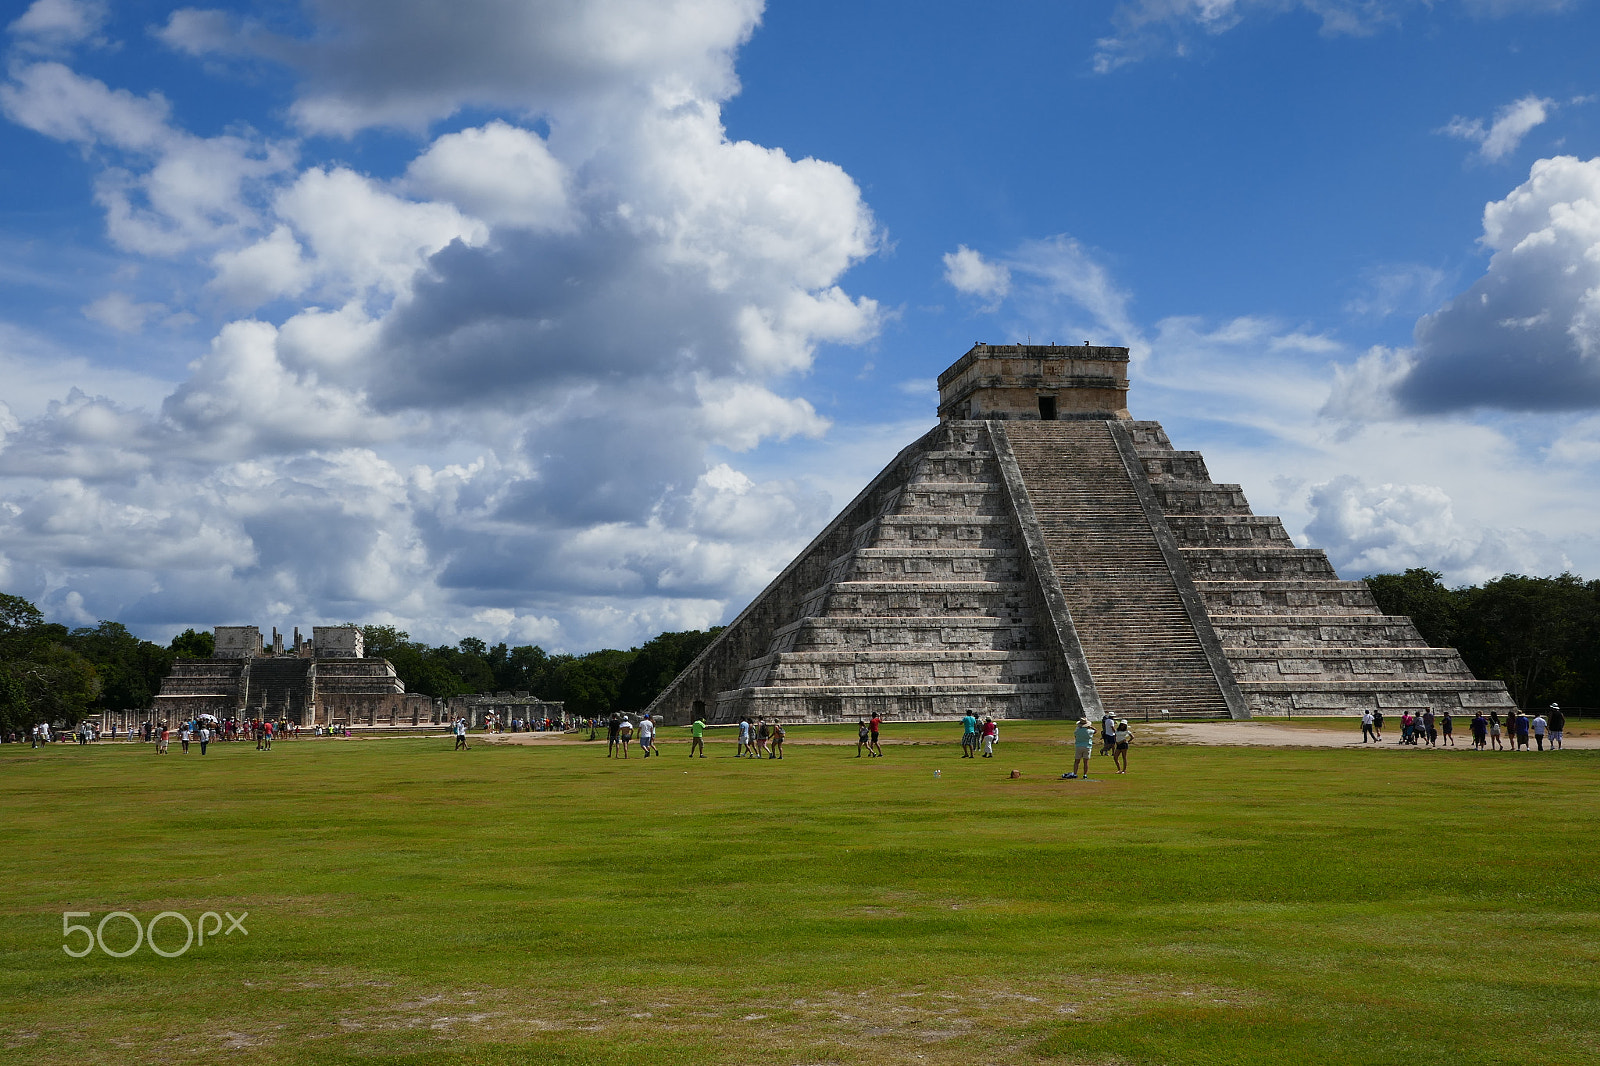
[553,649,636,718]
[169,628,215,658]
[616,627,723,711]
[1366,568,1462,648]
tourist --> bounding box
[981,717,998,758]
[1063,718,1094,779]
[639,714,657,757]
[1101,711,1117,756]
[1470,712,1487,750]
[1489,711,1503,749]
[1515,711,1531,750]
[454,717,469,750]
[961,711,978,758]
[1361,710,1375,743]
[180,724,191,754]
[856,719,871,757]
[869,714,883,757]
[689,714,706,758]
[264,721,273,750]
[1532,711,1548,751]
[738,716,752,757]
[755,717,772,757]
[157,723,170,754]
[199,724,210,755]
[1548,703,1565,750]
[607,713,621,757]
[771,721,785,759]
[1113,719,1133,774]
[1371,710,1384,742]
[1422,709,1437,747]
[618,715,634,758]
[1440,709,1455,747]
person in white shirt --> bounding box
[618,716,634,758]
[1361,710,1375,743]
[639,715,657,757]
[1113,720,1133,774]
[738,717,752,757]
[1101,712,1118,756]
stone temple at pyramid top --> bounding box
[645,344,1512,726]
[937,343,1131,422]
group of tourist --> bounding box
[737,716,788,759]
[1360,704,1568,751]
[958,713,999,758]
[601,712,662,758]
[1060,711,1134,779]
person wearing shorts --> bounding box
[1063,718,1094,779]
[1113,720,1132,774]
[1548,703,1565,750]
[960,712,978,758]
[756,718,772,757]
[771,722,785,759]
[857,719,871,757]
[639,715,656,756]
[868,715,883,757]
[1489,712,1503,749]
[1101,712,1117,756]
[689,716,706,758]
[618,716,634,758]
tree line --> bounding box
[357,624,722,718]
[0,588,721,730]
[1366,569,1600,712]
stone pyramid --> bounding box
[648,344,1514,724]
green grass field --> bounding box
[2,723,1597,1066]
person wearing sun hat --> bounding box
[1062,717,1095,780]
[1548,703,1565,750]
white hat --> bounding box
[1549,702,1559,709]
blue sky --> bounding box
[1,0,1598,650]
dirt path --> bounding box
[1150,721,1600,750]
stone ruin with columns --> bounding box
[646,343,1515,725]
[151,624,439,726]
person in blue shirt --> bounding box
[1063,718,1096,779]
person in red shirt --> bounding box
[868,715,883,757]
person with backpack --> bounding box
[856,719,871,757]
[1113,719,1133,774]
[770,721,785,759]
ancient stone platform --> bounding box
[646,344,1514,723]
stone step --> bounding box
[891,485,1008,516]
[852,514,1018,551]
[1152,481,1253,515]
[1166,515,1293,548]
[825,547,1024,583]
[711,685,1070,724]
[1138,450,1212,482]
[1196,580,1381,615]
[798,581,1031,619]
[769,616,1041,653]
[1238,680,1518,717]
[1182,547,1338,579]
[1210,615,1428,647]
[1224,647,1477,682]
[738,649,1054,688]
